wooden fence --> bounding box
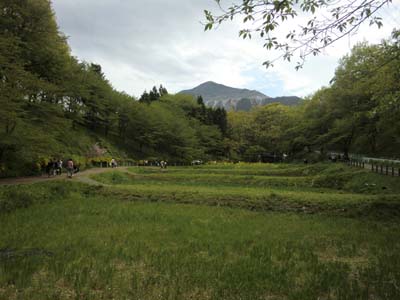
[348,159,400,176]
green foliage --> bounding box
[1,0,398,176]
[0,1,227,176]
[227,103,298,160]
[226,33,400,161]
[304,35,400,157]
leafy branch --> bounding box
[204,0,392,69]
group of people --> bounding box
[45,159,63,176]
[45,158,76,178]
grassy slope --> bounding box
[1,163,400,299]
[0,119,126,177]
[91,163,400,219]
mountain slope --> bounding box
[179,81,302,111]
[179,81,268,102]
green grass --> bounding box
[126,163,400,194]
[1,163,400,299]
[89,163,400,219]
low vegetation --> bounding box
[91,163,400,218]
[1,163,399,299]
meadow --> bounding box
[1,163,400,299]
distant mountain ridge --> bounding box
[179,81,302,111]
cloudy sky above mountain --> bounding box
[52,0,399,98]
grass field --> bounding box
[1,163,400,299]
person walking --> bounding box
[57,159,63,175]
[110,158,117,168]
[46,160,54,177]
[66,158,74,178]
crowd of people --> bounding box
[43,157,178,178]
[45,158,78,178]
[45,158,120,178]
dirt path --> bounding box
[0,167,129,186]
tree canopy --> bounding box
[1,0,399,175]
[0,0,228,176]
[225,31,400,161]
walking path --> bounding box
[0,167,128,186]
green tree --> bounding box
[149,86,160,102]
[159,84,168,96]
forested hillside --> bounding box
[226,32,400,161]
[1,1,399,176]
[0,0,227,177]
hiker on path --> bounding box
[66,159,74,178]
[57,159,63,175]
[46,160,54,177]
[110,158,117,168]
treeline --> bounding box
[1,1,399,175]
[0,0,227,176]
[226,31,400,161]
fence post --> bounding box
[380,165,383,174]
[386,165,389,175]
[371,162,373,171]
[392,166,395,176]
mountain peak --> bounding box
[200,81,218,85]
[179,81,268,101]
[178,81,302,111]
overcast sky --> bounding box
[52,0,399,98]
